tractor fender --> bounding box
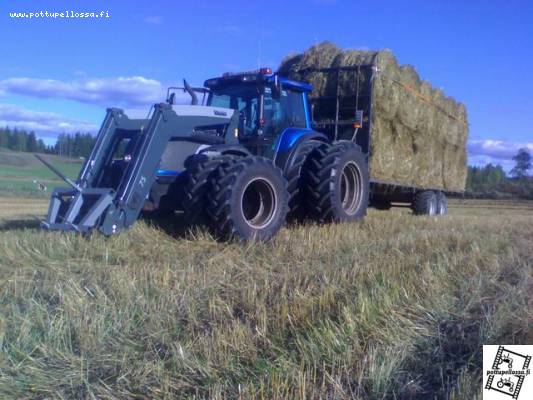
[275,131,328,172]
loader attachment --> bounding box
[42,187,114,232]
[42,103,236,235]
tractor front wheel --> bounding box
[181,154,237,226]
[207,156,289,241]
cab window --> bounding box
[207,86,259,136]
[262,88,307,136]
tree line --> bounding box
[466,164,506,192]
[0,127,96,158]
[466,148,532,199]
[1,125,531,198]
[0,127,47,153]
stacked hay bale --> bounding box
[278,42,468,191]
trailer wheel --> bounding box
[182,154,237,226]
[284,140,322,221]
[304,142,369,222]
[412,190,437,215]
[436,191,448,215]
[207,156,289,241]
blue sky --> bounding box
[0,0,532,170]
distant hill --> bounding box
[0,148,82,167]
[0,149,82,197]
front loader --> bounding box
[42,103,239,235]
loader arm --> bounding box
[43,103,237,235]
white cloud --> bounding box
[467,139,533,172]
[0,104,97,136]
[468,155,515,172]
[0,76,167,108]
[468,139,533,160]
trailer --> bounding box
[299,64,464,214]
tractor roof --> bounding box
[204,68,312,92]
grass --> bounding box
[0,149,81,197]
[0,198,531,399]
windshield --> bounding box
[207,85,260,136]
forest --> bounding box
[0,127,95,158]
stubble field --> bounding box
[0,197,531,399]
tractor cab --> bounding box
[204,68,313,159]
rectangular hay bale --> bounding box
[279,42,468,192]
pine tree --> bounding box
[27,131,38,152]
[510,148,532,179]
[0,127,8,148]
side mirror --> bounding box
[272,75,282,99]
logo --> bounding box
[484,345,532,399]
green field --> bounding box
[0,149,81,197]
[0,196,531,399]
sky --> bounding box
[0,0,532,170]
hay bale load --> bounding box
[278,42,468,192]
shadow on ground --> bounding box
[0,218,42,231]
[0,213,195,239]
[141,212,194,239]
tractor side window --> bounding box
[285,91,307,128]
[237,97,259,136]
[263,89,307,136]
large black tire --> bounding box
[181,154,237,226]
[436,191,448,215]
[304,142,369,222]
[284,140,322,221]
[207,156,289,241]
[412,190,437,215]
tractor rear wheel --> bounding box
[412,190,437,215]
[304,142,369,222]
[284,140,322,221]
[182,154,237,226]
[207,156,289,241]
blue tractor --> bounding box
[41,67,369,241]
